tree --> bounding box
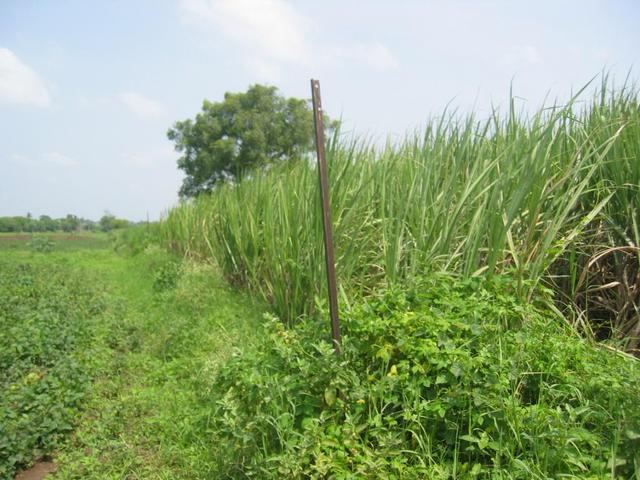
[38,215,57,232]
[61,214,79,232]
[99,212,129,232]
[168,84,318,197]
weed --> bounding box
[26,236,55,252]
[205,274,640,478]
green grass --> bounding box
[53,247,266,478]
[158,79,640,353]
[0,238,266,479]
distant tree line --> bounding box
[0,213,131,233]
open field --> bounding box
[0,236,266,479]
[0,233,111,252]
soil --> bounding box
[0,234,89,241]
[14,462,57,480]
[0,235,31,241]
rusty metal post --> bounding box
[310,79,342,354]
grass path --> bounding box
[46,248,265,479]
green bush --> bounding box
[152,259,183,293]
[205,275,640,478]
[113,223,162,255]
[26,236,55,252]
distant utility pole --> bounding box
[310,79,342,355]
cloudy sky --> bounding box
[1,0,639,220]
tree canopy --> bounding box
[168,84,319,197]
[99,212,130,232]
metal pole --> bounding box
[310,79,342,354]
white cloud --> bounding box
[500,45,543,67]
[179,0,398,74]
[44,152,79,168]
[0,48,51,107]
[181,0,309,63]
[119,92,165,118]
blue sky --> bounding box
[1,0,639,221]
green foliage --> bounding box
[168,84,319,197]
[0,233,111,252]
[99,213,129,232]
[50,247,265,479]
[0,261,110,478]
[2,230,637,478]
[152,259,183,293]
[113,223,162,255]
[205,274,640,478]
[26,235,55,252]
[160,79,640,350]
[60,214,80,232]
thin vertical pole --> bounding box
[310,79,342,354]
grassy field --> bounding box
[0,235,266,479]
[0,232,111,252]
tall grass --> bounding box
[159,80,639,349]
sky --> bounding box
[1,0,639,221]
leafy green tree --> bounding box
[168,84,320,197]
[99,213,129,232]
[38,215,57,232]
[61,214,79,232]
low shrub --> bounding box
[26,236,55,252]
[113,223,162,256]
[152,259,183,293]
[205,274,640,478]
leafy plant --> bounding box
[168,84,329,197]
[159,78,640,351]
[0,261,110,478]
[152,259,183,293]
[27,235,55,252]
[204,274,640,478]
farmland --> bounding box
[1,82,640,478]
[0,236,265,478]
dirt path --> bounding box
[14,462,56,480]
